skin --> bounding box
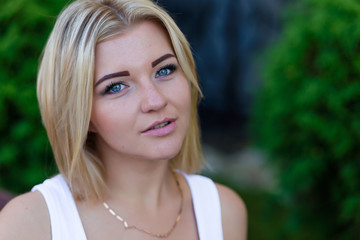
[0,21,247,240]
[90,20,191,166]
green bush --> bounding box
[254,0,360,238]
[0,0,68,193]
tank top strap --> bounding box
[182,173,224,240]
[32,175,87,240]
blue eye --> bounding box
[155,64,177,78]
[157,69,171,76]
[104,82,127,94]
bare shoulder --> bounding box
[216,183,247,240]
[0,191,50,240]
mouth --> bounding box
[149,121,171,130]
[142,118,176,134]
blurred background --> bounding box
[1,0,360,239]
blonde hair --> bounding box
[37,0,204,200]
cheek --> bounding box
[179,79,192,113]
[90,101,130,134]
[169,78,192,126]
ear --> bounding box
[88,122,97,133]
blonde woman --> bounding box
[0,0,247,239]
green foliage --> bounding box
[0,0,68,193]
[212,175,324,240]
[253,0,360,238]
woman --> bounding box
[0,0,247,239]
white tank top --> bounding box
[32,173,223,240]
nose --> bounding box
[140,81,167,113]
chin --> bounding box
[146,142,183,161]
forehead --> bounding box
[95,21,174,71]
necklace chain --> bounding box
[103,168,183,238]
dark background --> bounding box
[158,0,285,151]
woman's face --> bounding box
[90,21,191,162]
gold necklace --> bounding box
[103,168,183,238]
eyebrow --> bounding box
[95,71,130,87]
[151,53,176,68]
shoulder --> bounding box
[0,191,50,240]
[216,183,247,240]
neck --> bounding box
[102,153,176,209]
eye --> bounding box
[155,64,177,78]
[104,82,127,95]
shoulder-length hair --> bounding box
[37,0,204,200]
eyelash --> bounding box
[155,64,177,78]
[103,81,128,95]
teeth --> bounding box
[151,121,170,130]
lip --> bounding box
[141,118,176,136]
